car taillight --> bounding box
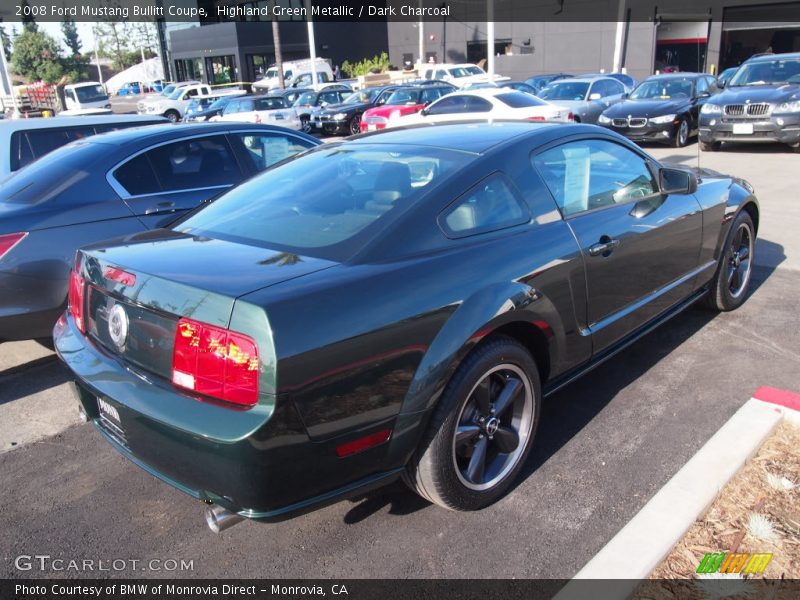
[0,232,27,260]
[68,269,85,333]
[527,115,545,121]
[172,317,260,408]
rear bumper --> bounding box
[699,114,800,145]
[0,270,67,341]
[54,313,401,520]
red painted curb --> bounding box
[752,386,800,412]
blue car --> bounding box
[184,95,244,122]
[117,82,142,96]
[0,123,320,344]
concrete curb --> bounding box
[555,388,800,598]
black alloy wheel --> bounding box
[404,336,541,510]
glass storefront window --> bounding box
[206,55,237,84]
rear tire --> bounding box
[704,210,755,312]
[404,335,541,511]
[349,115,362,136]
[301,116,311,133]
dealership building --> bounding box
[162,0,799,84]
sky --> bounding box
[34,22,104,54]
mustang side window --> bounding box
[439,174,530,238]
[532,140,657,217]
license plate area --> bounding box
[97,397,129,449]
[733,123,754,135]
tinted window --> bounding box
[465,96,493,112]
[113,153,161,196]
[115,136,241,195]
[532,139,657,217]
[176,145,471,260]
[440,174,529,237]
[231,132,316,172]
[695,77,708,95]
[9,131,34,172]
[426,96,468,115]
[728,58,800,86]
[496,92,546,108]
[25,130,70,157]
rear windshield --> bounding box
[175,144,472,260]
[496,92,546,108]
[1,141,100,204]
[74,85,108,103]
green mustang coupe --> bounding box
[55,122,758,532]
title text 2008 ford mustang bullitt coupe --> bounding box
[54,122,758,532]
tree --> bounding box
[341,52,391,78]
[61,16,81,56]
[0,24,11,61]
[94,22,134,70]
[11,29,64,83]
[20,0,38,33]
[130,22,158,56]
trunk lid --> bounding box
[79,229,335,380]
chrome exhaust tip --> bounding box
[205,504,245,533]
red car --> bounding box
[360,83,455,132]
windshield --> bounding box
[210,96,231,110]
[385,89,422,105]
[448,66,484,78]
[728,58,800,86]
[161,85,176,96]
[175,145,472,261]
[538,82,589,101]
[342,89,381,104]
[255,97,287,110]
[168,88,184,100]
[294,92,317,105]
[73,85,108,103]
[630,78,693,99]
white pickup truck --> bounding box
[137,84,215,122]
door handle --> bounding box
[144,201,176,215]
[588,237,620,257]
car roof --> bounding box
[0,114,166,132]
[747,51,800,62]
[556,76,615,83]
[344,121,574,154]
[446,88,519,98]
[644,73,705,80]
[82,122,310,146]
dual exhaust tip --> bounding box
[204,504,245,533]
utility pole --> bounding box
[271,0,285,89]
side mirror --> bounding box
[697,91,711,98]
[589,93,602,101]
[621,92,629,99]
[659,167,697,195]
[420,108,429,117]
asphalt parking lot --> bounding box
[1,139,798,579]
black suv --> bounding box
[698,52,800,152]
